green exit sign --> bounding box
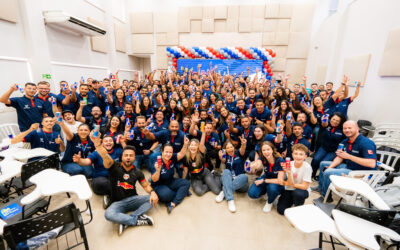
[42,74,52,79]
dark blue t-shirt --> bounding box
[341,135,377,171]
[129,127,154,155]
[261,157,284,179]
[150,153,178,186]
[154,130,185,153]
[249,107,272,124]
[265,134,288,154]
[7,96,44,131]
[225,150,245,176]
[34,93,58,117]
[88,148,122,178]
[286,135,310,159]
[62,134,95,163]
[24,129,62,154]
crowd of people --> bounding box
[0,64,378,235]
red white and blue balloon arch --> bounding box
[166,46,276,77]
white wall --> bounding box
[0,0,145,124]
[306,0,400,125]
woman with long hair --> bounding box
[249,125,268,161]
[109,88,126,115]
[136,96,154,120]
[248,141,285,213]
[182,136,222,196]
[101,115,123,144]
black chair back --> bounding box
[337,203,397,227]
[20,153,60,189]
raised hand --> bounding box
[73,152,81,163]
[55,135,62,144]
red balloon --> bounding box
[270,72,273,76]
[173,58,177,62]
[267,68,271,73]
[272,52,276,57]
[263,61,268,65]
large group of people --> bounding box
[0,64,378,236]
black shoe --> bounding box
[167,203,174,214]
[312,175,319,181]
[325,193,333,203]
[136,214,154,226]
[103,195,110,209]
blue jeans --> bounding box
[277,189,309,215]
[134,154,152,170]
[61,162,93,178]
[153,178,190,205]
[221,169,248,201]
[318,161,351,196]
[248,177,284,204]
[105,195,152,226]
[310,147,336,177]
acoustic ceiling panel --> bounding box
[343,54,371,86]
[88,17,107,53]
[130,12,153,34]
[378,29,400,76]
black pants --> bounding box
[206,149,221,170]
[277,189,309,215]
[191,168,222,196]
[92,176,111,195]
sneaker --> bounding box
[216,191,224,203]
[136,214,154,226]
[263,202,272,213]
[311,186,321,193]
[118,224,128,236]
[167,203,174,214]
[103,195,110,209]
[228,200,236,212]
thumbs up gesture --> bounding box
[73,151,81,163]
[55,134,62,144]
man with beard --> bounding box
[34,81,58,117]
[126,116,159,170]
[91,132,158,236]
[72,84,97,117]
[76,101,108,130]
[117,102,136,127]
[0,83,44,131]
[149,110,169,133]
[73,135,123,208]
[10,116,65,154]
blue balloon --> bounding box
[267,76,271,80]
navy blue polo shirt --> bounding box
[286,135,311,159]
[225,100,237,112]
[88,148,122,178]
[90,89,106,112]
[139,107,154,120]
[128,127,153,155]
[56,92,76,114]
[151,120,170,133]
[35,93,58,117]
[83,116,108,130]
[24,129,62,154]
[62,134,94,163]
[261,157,284,179]
[335,97,352,118]
[7,96,44,131]
[341,135,377,171]
[111,97,125,115]
[265,134,288,154]
[232,106,249,117]
[321,126,346,152]
[150,153,178,186]
[302,124,313,140]
[217,123,238,143]
[249,107,272,124]
[245,97,256,106]
[196,130,220,152]
[154,130,185,153]
[180,125,191,139]
[76,94,97,117]
[117,111,136,127]
[225,150,245,177]
[237,125,255,152]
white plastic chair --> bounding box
[377,150,400,172]
[324,170,388,204]
[0,124,20,141]
[372,124,400,150]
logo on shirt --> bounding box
[23,104,30,110]
[123,174,129,180]
[117,181,133,190]
[40,138,44,143]
[368,150,373,155]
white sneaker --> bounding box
[228,200,236,212]
[263,202,272,213]
[216,191,224,203]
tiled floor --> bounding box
[41,168,348,250]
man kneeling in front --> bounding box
[90,131,159,236]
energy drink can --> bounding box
[285,157,291,170]
[200,122,205,132]
[157,155,162,167]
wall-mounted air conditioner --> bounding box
[43,11,106,36]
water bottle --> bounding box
[93,125,99,137]
[126,118,130,127]
[287,112,292,121]
[104,89,109,95]
[338,143,344,151]
[105,106,109,118]
[221,149,226,159]
[73,82,78,89]
[195,104,199,111]
[245,160,251,172]
[276,122,281,133]
[56,112,62,123]
[16,84,24,93]
[129,129,134,140]
[147,124,153,131]
[322,114,329,123]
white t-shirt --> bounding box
[285,161,312,192]
[62,121,82,144]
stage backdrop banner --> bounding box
[176,59,264,75]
